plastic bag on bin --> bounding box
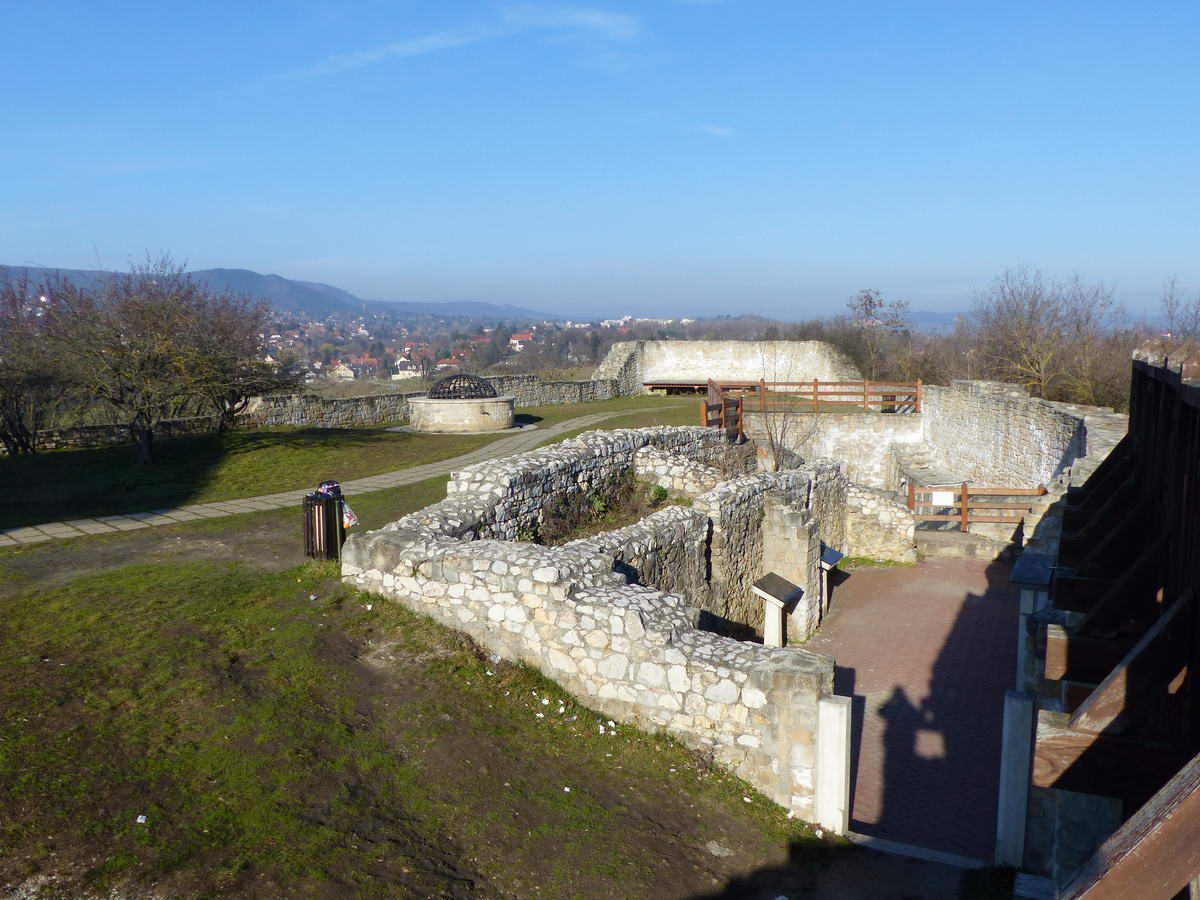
[342,501,359,529]
[317,480,343,499]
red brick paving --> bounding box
[805,557,1018,862]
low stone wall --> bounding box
[22,371,633,451]
[842,484,917,563]
[21,415,218,452]
[341,425,920,818]
[343,531,833,818]
[744,412,923,489]
[694,461,848,633]
[440,427,726,541]
[249,372,624,430]
[632,445,724,497]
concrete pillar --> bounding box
[763,602,784,648]
[995,690,1035,866]
[816,695,852,835]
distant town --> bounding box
[262,312,702,384]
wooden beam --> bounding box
[1070,592,1194,735]
[1074,501,1151,577]
[1053,574,1113,613]
[1033,711,1188,806]
[1065,437,1134,515]
[1045,623,1136,683]
[1060,750,1200,900]
[1076,534,1167,637]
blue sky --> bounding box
[3,1,1198,318]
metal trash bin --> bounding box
[303,481,346,560]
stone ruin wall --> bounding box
[247,373,623,430]
[593,340,862,391]
[342,425,917,819]
[17,372,629,451]
[745,380,1126,493]
[919,381,1090,487]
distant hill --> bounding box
[0,264,559,322]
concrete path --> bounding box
[805,557,1018,863]
[0,408,666,546]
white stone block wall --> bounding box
[920,381,1088,487]
[342,497,834,819]
[339,425,924,822]
[743,412,923,489]
[593,340,861,392]
[843,483,918,563]
[632,445,724,496]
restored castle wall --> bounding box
[593,340,861,391]
[341,427,843,818]
[842,484,918,563]
[743,413,923,489]
[632,445,727,497]
[745,381,1123,493]
[920,381,1089,487]
[441,427,726,541]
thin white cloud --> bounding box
[303,25,501,77]
[284,6,642,79]
[700,124,735,137]
[500,5,642,40]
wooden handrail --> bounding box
[908,484,1048,532]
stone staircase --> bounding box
[915,529,1019,561]
[893,442,969,490]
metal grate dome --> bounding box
[427,373,499,400]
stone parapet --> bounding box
[340,425,874,820]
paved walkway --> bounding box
[805,557,1018,862]
[0,409,667,546]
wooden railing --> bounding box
[907,483,1047,533]
[726,379,922,414]
[1060,742,1200,899]
[700,380,744,441]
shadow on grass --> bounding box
[0,427,384,529]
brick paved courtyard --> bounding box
[806,557,1018,862]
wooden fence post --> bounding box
[863,379,870,412]
[916,379,923,413]
[908,481,917,511]
[813,378,820,413]
[961,482,970,532]
[699,398,707,426]
[759,378,766,413]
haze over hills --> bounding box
[1,264,965,331]
[0,265,562,323]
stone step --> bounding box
[916,529,1017,561]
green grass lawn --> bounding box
[0,396,695,530]
[0,553,833,897]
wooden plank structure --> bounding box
[1034,339,1200,897]
[656,379,923,412]
[698,379,922,441]
[907,483,1047,533]
[699,379,744,441]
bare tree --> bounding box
[0,273,73,453]
[185,291,304,430]
[753,342,822,472]
[972,267,1069,397]
[45,256,299,462]
[1162,277,1200,340]
[846,289,911,379]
